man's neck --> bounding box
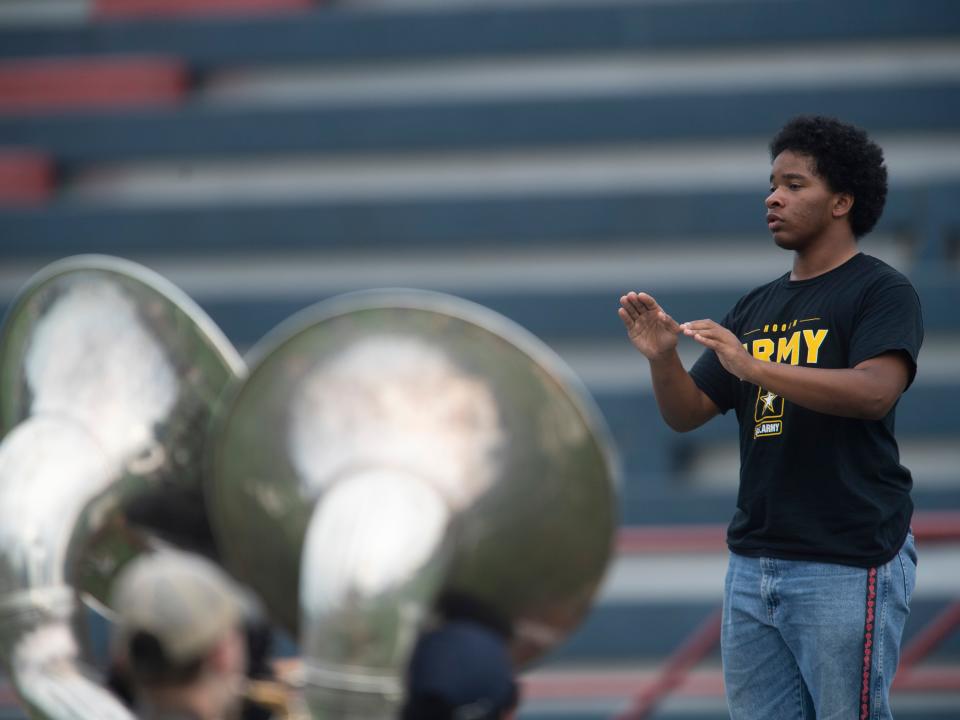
[789,230,859,281]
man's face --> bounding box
[215,626,249,720]
[765,150,841,251]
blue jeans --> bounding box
[722,532,916,720]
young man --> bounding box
[618,116,922,719]
[110,550,250,720]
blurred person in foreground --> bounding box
[619,116,921,719]
[401,618,519,720]
[110,549,250,720]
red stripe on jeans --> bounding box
[860,567,878,720]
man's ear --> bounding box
[832,192,854,219]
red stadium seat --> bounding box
[0,57,186,115]
[0,150,53,205]
[94,0,315,20]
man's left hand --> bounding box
[680,320,755,381]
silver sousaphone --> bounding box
[206,290,620,719]
[0,256,244,719]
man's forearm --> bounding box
[744,359,902,420]
[648,351,715,432]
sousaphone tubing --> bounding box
[0,256,243,719]
[206,290,619,719]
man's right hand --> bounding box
[618,291,682,360]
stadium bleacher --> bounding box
[0,0,958,718]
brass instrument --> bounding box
[0,256,243,719]
[206,290,619,718]
[0,262,618,720]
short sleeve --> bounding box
[689,304,741,414]
[690,347,737,413]
[849,279,924,388]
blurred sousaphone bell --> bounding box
[0,256,244,719]
[206,289,620,718]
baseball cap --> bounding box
[403,620,518,720]
[111,549,246,668]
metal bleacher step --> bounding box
[517,691,960,720]
[197,41,960,107]
[93,0,314,21]
[56,134,960,203]
[1,82,957,167]
[1,0,957,69]
[2,183,959,263]
[1,247,957,343]
[0,1,89,27]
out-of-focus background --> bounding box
[1,0,959,718]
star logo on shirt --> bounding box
[760,391,778,413]
[754,386,785,426]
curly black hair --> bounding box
[770,116,888,238]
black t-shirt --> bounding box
[689,253,923,567]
